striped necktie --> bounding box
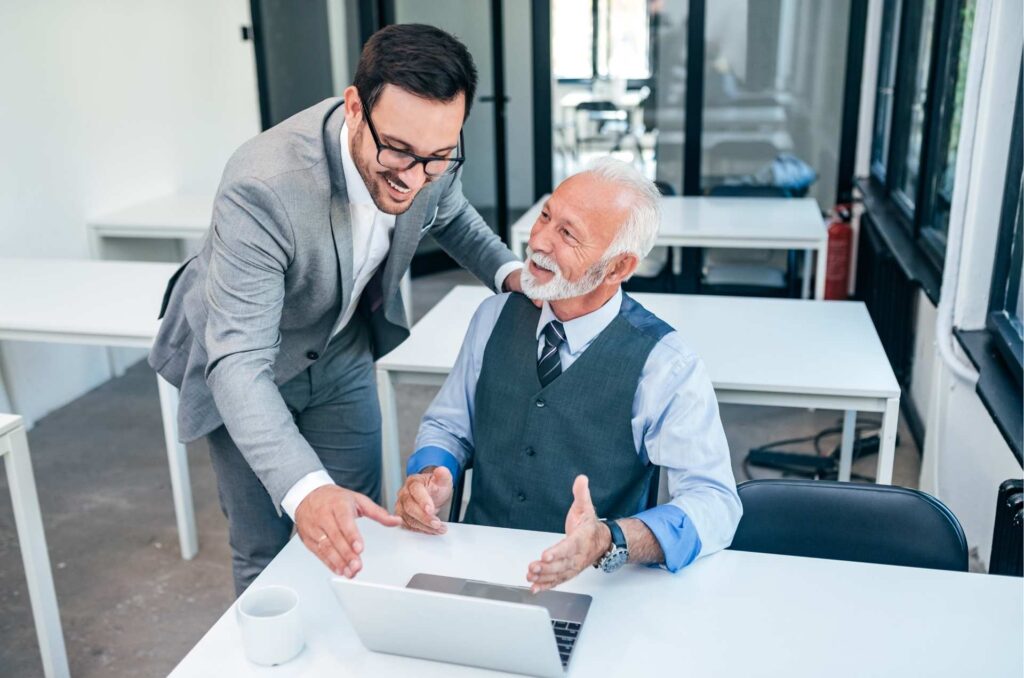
[537,320,566,387]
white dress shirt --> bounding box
[281,124,523,519]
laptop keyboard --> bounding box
[550,619,582,668]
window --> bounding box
[871,0,904,180]
[551,0,650,81]
[552,0,594,79]
[702,0,853,208]
[919,0,976,262]
[866,0,977,274]
[891,0,937,214]
[988,65,1024,386]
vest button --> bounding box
[516,492,526,502]
[525,447,535,457]
[535,399,545,408]
[306,351,319,360]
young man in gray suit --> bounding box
[149,24,525,595]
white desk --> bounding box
[510,195,828,299]
[0,258,196,560]
[1,414,70,678]
[170,520,1024,677]
[87,192,414,326]
[376,286,901,509]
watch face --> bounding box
[600,546,629,573]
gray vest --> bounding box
[465,293,673,532]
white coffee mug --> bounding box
[236,585,304,666]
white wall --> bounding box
[0,0,261,422]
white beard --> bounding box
[519,251,608,301]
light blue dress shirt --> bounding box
[408,290,742,571]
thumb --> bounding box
[572,475,594,511]
[430,465,452,489]
[355,494,402,527]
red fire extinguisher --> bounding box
[824,204,853,300]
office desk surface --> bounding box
[511,195,825,248]
[88,193,213,237]
[0,258,176,346]
[378,286,899,400]
[171,520,1023,677]
[0,413,19,437]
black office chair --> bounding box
[729,479,969,572]
[447,464,661,523]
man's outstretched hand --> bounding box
[526,475,611,593]
[395,466,453,535]
[294,485,401,578]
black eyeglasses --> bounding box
[363,109,465,177]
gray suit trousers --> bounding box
[207,318,381,596]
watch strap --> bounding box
[603,519,627,550]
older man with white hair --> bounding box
[396,158,741,591]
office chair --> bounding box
[447,464,661,524]
[729,479,969,572]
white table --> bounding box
[0,258,196,560]
[1,414,70,678]
[170,520,1024,677]
[376,286,901,509]
[87,192,414,328]
[510,195,828,300]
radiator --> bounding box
[854,214,917,384]
[990,479,1023,576]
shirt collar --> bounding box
[340,122,375,207]
[535,289,624,355]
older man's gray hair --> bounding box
[582,157,662,262]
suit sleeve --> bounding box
[203,176,326,510]
[427,170,520,291]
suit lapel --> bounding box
[324,101,355,325]
[380,191,431,324]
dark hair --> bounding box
[354,24,478,120]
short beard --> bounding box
[349,122,418,216]
[520,251,609,301]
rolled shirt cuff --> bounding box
[407,446,462,483]
[633,504,703,572]
[280,469,334,520]
[494,260,524,292]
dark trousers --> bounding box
[207,319,382,596]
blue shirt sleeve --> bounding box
[406,445,463,484]
[632,504,703,572]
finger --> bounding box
[408,480,438,520]
[303,533,346,576]
[572,475,594,512]
[327,507,362,574]
[541,536,577,564]
[354,493,403,527]
[398,495,445,534]
[530,555,577,577]
[429,467,453,498]
[397,490,444,533]
[532,574,571,593]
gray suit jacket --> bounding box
[148,98,516,507]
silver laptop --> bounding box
[330,573,592,677]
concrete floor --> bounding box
[1,270,922,677]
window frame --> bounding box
[986,62,1024,387]
[865,0,973,282]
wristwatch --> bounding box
[595,519,629,573]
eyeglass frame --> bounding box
[362,107,466,177]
